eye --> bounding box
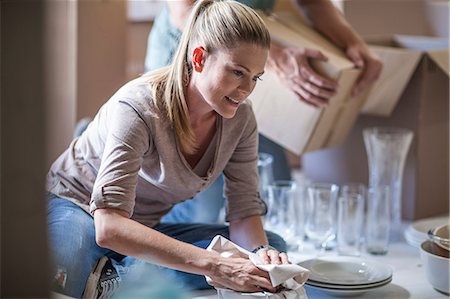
[253,75,263,82]
[233,70,244,77]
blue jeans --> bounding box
[47,196,287,298]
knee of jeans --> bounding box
[266,231,287,252]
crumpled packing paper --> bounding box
[205,235,309,299]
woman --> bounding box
[145,0,383,224]
[47,0,288,298]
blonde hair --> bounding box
[148,0,270,154]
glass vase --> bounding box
[363,127,413,238]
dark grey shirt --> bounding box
[47,76,266,228]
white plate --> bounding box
[298,256,393,286]
[306,276,392,290]
[404,215,449,248]
[305,277,391,297]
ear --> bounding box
[192,47,206,73]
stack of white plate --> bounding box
[298,256,393,296]
[404,215,449,248]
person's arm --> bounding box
[166,0,196,30]
[94,208,277,293]
[90,95,276,293]
[266,0,382,106]
[296,0,383,96]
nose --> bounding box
[238,77,256,95]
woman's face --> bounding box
[189,42,268,119]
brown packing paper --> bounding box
[250,12,363,155]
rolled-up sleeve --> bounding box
[223,106,267,222]
[90,100,151,217]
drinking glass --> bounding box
[284,183,307,251]
[363,127,413,239]
[366,185,391,255]
[258,153,274,198]
[267,181,303,251]
[305,183,339,251]
[337,193,365,256]
[258,153,274,228]
[340,183,367,199]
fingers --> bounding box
[256,248,291,265]
[303,48,329,62]
[345,44,383,97]
[271,46,338,107]
[211,257,277,293]
[250,270,278,292]
[293,78,336,102]
[293,58,338,107]
[279,252,290,264]
[288,79,333,107]
[298,63,338,91]
[267,248,282,264]
[210,252,292,293]
[346,47,365,69]
[351,55,383,97]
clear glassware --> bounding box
[305,182,339,252]
[258,152,274,201]
[366,186,391,255]
[258,153,274,229]
[337,193,365,256]
[363,127,413,239]
[340,183,367,199]
[267,180,305,252]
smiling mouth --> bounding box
[225,96,239,105]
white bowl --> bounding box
[420,241,450,295]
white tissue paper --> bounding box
[205,235,309,299]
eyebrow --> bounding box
[236,63,265,76]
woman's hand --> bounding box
[254,246,290,265]
[208,255,278,293]
[267,43,338,107]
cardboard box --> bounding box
[336,0,432,37]
[303,45,449,220]
[360,36,424,116]
[250,12,363,155]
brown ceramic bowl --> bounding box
[428,224,450,251]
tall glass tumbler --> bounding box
[267,181,304,251]
[340,183,367,200]
[366,186,391,255]
[337,193,365,256]
[363,127,413,238]
[305,183,339,251]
